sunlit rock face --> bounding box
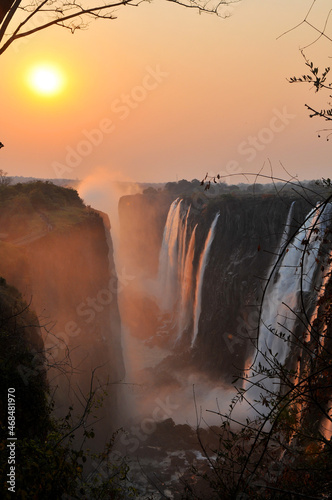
[118,190,321,382]
[27,212,124,391]
[0,183,124,438]
[118,191,173,278]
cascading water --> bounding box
[176,223,197,341]
[157,199,197,337]
[247,202,332,405]
[157,199,221,347]
[192,212,220,347]
[158,198,183,311]
[279,200,296,248]
[179,206,191,280]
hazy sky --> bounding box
[1,0,332,184]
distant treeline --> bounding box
[143,177,331,199]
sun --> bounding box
[27,64,65,97]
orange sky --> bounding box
[1,0,332,183]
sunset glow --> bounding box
[27,64,65,96]
[0,0,331,182]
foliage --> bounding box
[0,180,84,209]
[288,51,332,126]
[288,52,331,93]
[0,181,96,240]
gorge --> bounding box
[1,179,332,499]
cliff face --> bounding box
[26,214,124,409]
[118,192,173,277]
[188,196,312,376]
[118,191,315,379]
[0,182,124,431]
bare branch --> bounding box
[0,0,238,54]
[277,0,332,49]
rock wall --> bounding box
[118,191,315,380]
[0,183,124,437]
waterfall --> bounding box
[280,200,296,248]
[179,206,191,284]
[192,212,220,347]
[249,202,332,402]
[157,200,196,336]
[158,198,183,311]
[176,223,198,341]
[157,201,221,347]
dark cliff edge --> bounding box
[0,182,124,437]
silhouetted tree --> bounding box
[278,3,332,137]
[0,0,238,56]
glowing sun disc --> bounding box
[27,64,65,96]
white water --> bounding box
[192,212,220,347]
[176,223,197,341]
[178,206,191,286]
[157,201,221,347]
[279,200,296,249]
[157,198,331,412]
[158,198,182,311]
[247,202,332,407]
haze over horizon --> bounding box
[1,0,332,185]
